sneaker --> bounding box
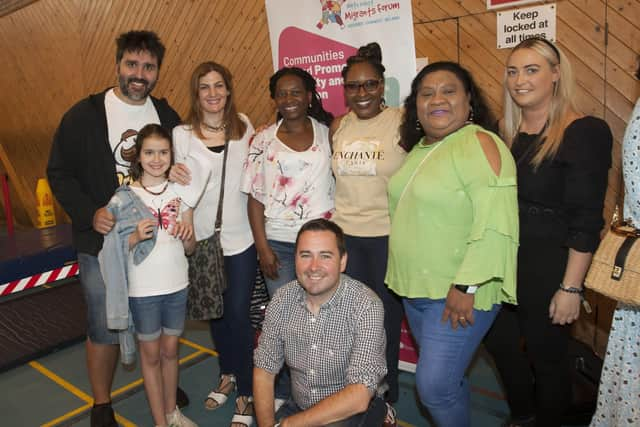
[166,406,198,427]
[502,415,536,427]
[383,402,397,427]
[90,402,118,427]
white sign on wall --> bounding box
[496,4,556,49]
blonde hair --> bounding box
[503,38,577,167]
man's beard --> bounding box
[118,75,156,102]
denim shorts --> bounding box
[77,253,119,345]
[129,287,188,341]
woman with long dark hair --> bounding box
[387,61,519,427]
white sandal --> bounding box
[231,396,254,427]
[204,374,236,410]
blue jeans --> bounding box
[263,239,295,399]
[344,234,403,402]
[404,298,499,427]
[209,245,258,396]
[77,253,119,345]
[129,287,188,341]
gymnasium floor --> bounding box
[0,318,512,427]
[0,320,591,427]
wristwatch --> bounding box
[454,284,478,294]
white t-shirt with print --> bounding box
[104,89,160,185]
[127,183,189,297]
[240,117,335,243]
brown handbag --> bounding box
[584,197,640,306]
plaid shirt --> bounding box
[254,274,387,410]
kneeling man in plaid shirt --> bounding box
[253,218,388,427]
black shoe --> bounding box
[177,386,190,408]
[90,402,117,427]
[502,415,536,427]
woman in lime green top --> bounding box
[386,61,518,427]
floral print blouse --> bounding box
[241,117,335,243]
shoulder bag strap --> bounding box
[215,137,230,231]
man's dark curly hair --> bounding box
[116,30,166,68]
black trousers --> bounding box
[344,234,403,403]
[484,241,571,427]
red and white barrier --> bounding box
[0,263,79,296]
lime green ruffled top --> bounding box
[385,124,519,310]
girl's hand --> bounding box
[549,290,581,325]
[442,287,475,330]
[171,221,194,242]
[169,163,192,185]
[129,218,155,249]
[258,246,280,280]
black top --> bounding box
[47,89,181,255]
[207,145,225,154]
[512,116,612,252]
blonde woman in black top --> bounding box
[484,38,612,427]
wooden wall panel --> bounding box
[0,0,274,228]
[0,0,37,17]
[414,19,459,63]
[0,0,83,226]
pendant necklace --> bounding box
[202,121,227,133]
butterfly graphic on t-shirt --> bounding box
[149,197,180,231]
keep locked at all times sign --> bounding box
[496,3,557,49]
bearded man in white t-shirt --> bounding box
[47,30,185,427]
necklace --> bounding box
[202,121,227,132]
[140,180,168,196]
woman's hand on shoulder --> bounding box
[169,163,191,185]
[549,289,581,325]
[442,286,475,330]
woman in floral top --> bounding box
[241,67,335,301]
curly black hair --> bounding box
[341,42,386,81]
[116,30,166,68]
[399,61,495,152]
[269,67,334,127]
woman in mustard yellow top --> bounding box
[386,62,518,427]
[330,42,406,405]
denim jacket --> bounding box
[98,184,157,364]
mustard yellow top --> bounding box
[385,124,519,310]
[331,107,406,236]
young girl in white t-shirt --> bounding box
[112,124,197,427]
